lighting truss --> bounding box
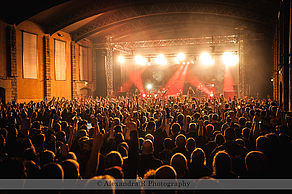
[100,35,239,54]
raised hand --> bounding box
[85,132,104,178]
[60,143,69,158]
[20,117,30,136]
[92,132,104,152]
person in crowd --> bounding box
[189,148,212,179]
[171,134,188,158]
[158,138,175,164]
[170,153,189,178]
[60,159,80,179]
[243,151,268,178]
[185,137,196,161]
[138,139,163,178]
[212,151,238,179]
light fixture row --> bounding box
[117,52,239,67]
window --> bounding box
[22,32,38,79]
[55,39,66,80]
[79,46,88,81]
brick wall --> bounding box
[44,35,51,100]
[0,21,15,103]
[0,20,7,77]
[71,42,77,98]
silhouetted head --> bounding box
[256,136,272,154]
[145,133,154,143]
[186,137,196,153]
[245,151,268,177]
[239,117,247,127]
[142,139,154,155]
[155,165,177,179]
[215,133,225,146]
[40,163,64,179]
[190,148,206,166]
[163,138,175,150]
[104,166,124,180]
[242,127,250,140]
[60,159,80,179]
[170,153,188,178]
[175,134,186,148]
[189,123,197,132]
[212,151,232,175]
[224,128,235,141]
[105,151,123,169]
[56,131,66,143]
[23,160,40,178]
[171,123,181,136]
[146,121,156,133]
[205,124,214,137]
[39,150,55,166]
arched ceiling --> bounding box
[1,0,280,42]
[86,13,262,42]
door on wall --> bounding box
[0,87,5,104]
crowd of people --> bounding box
[0,94,292,191]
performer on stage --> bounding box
[187,86,195,99]
[135,88,140,96]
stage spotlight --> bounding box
[146,83,153,90]
[117,55,125,64]
[210,91,214,98]
[176,53,186,62]
[200,52,214,66]
[142,93,146,98]
[135,55,147,66]
[222,52,239,67]
[155,54,167,66]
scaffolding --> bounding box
[238,31,246,98]
[105,37,114,97]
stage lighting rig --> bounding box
[199,52,215,66]
[222,52,239,67]
[176,53,186,63]
[135,55,147,66]
[117,55,125,64]
[155,54,167,66]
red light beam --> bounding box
[164,64,190,96]
[129,67,147,94]
[223,67,235,98]
[187,72,210,95]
